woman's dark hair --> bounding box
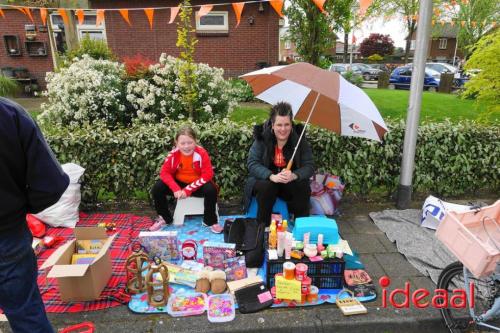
[269,101,293,124]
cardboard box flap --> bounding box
[40,240,75,270]
[48,264,90,278]
[93,233,118,262]
[74,227,108,240]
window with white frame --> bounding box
[50,11,106,41]
[285,40,291,50]
[196,11,228,34]
[410,40,416,50]
[438,38,447,49]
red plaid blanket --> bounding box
[37,213,152,313]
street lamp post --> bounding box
[396,0,433,209]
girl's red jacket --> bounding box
[159,146,214,196]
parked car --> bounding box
[367,63,389,72]
[389,66,440,91]
[351,63,382,81]
[426,62,458,76]
[328,64,363,76]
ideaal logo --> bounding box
[379,276,474,309]
[349,123,366,134]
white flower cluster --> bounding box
[40,54,239,127]
[126,54,238,123]
[40,55,127,127]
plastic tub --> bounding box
[436,200,500,278]
[166,292,207,317]
[207,294,235,323]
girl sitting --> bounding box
[150,125,222,233]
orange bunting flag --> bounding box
[232,3,245,27]
[460,20,466,27]
[440,20,445,26]
[144,8,154,29]
[450,20,455,26]
[23,7,35,23]
[312,0,326,13]
[169,7,180,24]
[0,9,4,19]
[58,9,70,27]
[492,21,497,28]
[96,9,105,27]
[119,9,131,26]
[76,9,84,25]
[197,5,213,18]
[471,21,476,27]
[359,0,373,16]
[270,0,284,18]
[431,20,435,26]
[40,8,47,26]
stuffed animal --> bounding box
[181,239,197,260]
[195,267,212,293]
[209,270,227,294]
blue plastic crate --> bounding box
[266,256,345,289]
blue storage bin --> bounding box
[292,216,339,244]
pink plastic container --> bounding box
[436,200,500,278]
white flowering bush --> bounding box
[40,55,128,128]
[126,54,238,123]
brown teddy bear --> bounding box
[209,270,227,294]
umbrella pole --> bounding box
[286,93,320,170]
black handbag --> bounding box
[224,218,265,268]
[234,282,273,314]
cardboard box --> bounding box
[40,227,117,302]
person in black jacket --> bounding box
[0,98,69,333]
[243,102,314,226]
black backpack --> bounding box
[224,218,265,268]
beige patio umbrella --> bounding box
[240,62,388,168]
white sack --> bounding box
[34,163,85,228]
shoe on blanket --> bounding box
[202,222,223,234]
[149,216,167,231]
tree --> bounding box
[462,29,499,120]
[176,0,198,120]
[436,0,499,59]
[284,0,352,66]
[371,0,420,63]
[359,33,395,57]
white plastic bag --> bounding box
[34,163,85,228]
[421,195,472,230]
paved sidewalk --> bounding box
[1,199,451,333]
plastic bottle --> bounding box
[269,220,277,249]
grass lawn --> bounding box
[10,89,496,124]
[230,89,497,125]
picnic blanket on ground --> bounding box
[128,215,376,314]
[369,209,456,285]
[38,213,152,313]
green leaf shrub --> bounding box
[228,78,255,102]
[0,75,20,97]
[41,120,499,203]
[64,35,117,65]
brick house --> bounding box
[409,25,463,63]
[0,9,54,91]
[0,1,280,89]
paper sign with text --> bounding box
[275,275,301,301]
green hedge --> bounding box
[42,120,499,203]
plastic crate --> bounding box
[436,200,500,278]
[266,256,345,289]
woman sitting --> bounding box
[150,125,222,233]
[243,102,314,226]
